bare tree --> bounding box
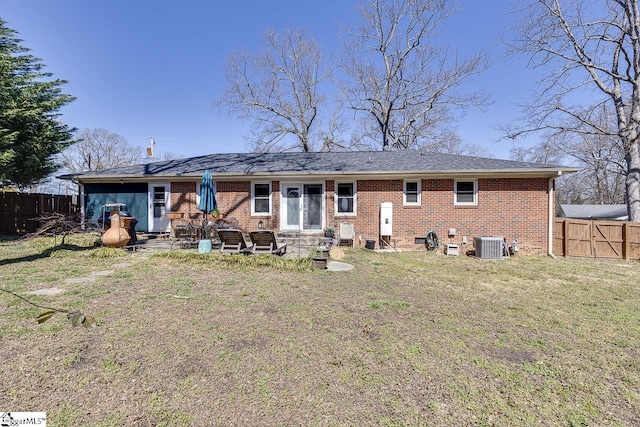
[220,28,331,152]
[61,128,143,173]
[155,150,181,161]
[29,128,143,194]
[510,140,565,165]
[421,129,492,157]
[511,104,626,204]
[556,173,594,204]
[553,126,626,204]
[507,0,640,221]
[513,137,626,205]
[339,0,488,151]
[32,131,177,194]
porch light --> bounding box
[258,220,264,229]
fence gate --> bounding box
[554,218,640,260]
[593,222,624,258]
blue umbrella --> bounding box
[198,170,217,222]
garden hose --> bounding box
[426,230,439,251]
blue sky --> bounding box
[1,0,536,160]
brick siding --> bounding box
[348,178,550,254]
[170,180,279,232]
[170,182,197,214]
[169,177,551,254]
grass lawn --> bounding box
[0,234,639,426]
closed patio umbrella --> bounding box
[198,169,217,223]
[197,170,217,253]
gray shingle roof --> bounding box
[60,150,578,180]
[559,204,628,220]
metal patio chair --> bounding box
[170,218,197,249]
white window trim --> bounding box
[454,179,478,206]
[403,180,421,206]
[251,181,272,216]
[335,181,357,216]
[196,181,217,207]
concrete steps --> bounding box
[277,233,331,247]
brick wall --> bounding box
[349,178,550,254]
[170,182,197,214]
[169,180,279,232]
[168,177,551,254]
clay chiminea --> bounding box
[101,211,130,248]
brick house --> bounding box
[61,150,578,255]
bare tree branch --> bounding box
[60,128,143,174]
[220,28,333,152]
[339,0,489,151]
[507,0,640,220]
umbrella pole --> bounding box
[203,213,207,235]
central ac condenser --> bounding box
[473,237,504,259]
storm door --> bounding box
[280,183,324,232]
[148,183,170,233]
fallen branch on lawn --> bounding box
[0,288,97,328]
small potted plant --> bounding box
[211,208,225,219]
[310,245,330,269]
[324,226,335,238]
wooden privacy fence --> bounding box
[553,218,640,260]
[0,192,77,234]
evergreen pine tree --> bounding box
[0,17,75,188]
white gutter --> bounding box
[79,183,85,229]
[72,168,581,184]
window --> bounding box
[336,182,356,215]
[403,180,421,206]
[195,181,216,206]
[252,182,271,215]
[454,179,477,205]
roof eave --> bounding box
[66,167,579,183]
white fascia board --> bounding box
[71,167,580,183]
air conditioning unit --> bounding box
[474,237,504,259]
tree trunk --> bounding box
[626,140,640,222]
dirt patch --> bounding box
[490,347,536,365]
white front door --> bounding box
[280,183,324,232]
[148,183,170,233]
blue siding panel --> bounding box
[84,183,149,232]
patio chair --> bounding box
[217,229,253,254]
[249,230,287,256]
[339,221,355,247]
[170,218,197,249]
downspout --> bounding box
[78,182,85,229]
[548,173,560,259]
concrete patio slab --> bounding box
[327,261,354,271]
[65,276,96,284]
[25,287,65,296]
